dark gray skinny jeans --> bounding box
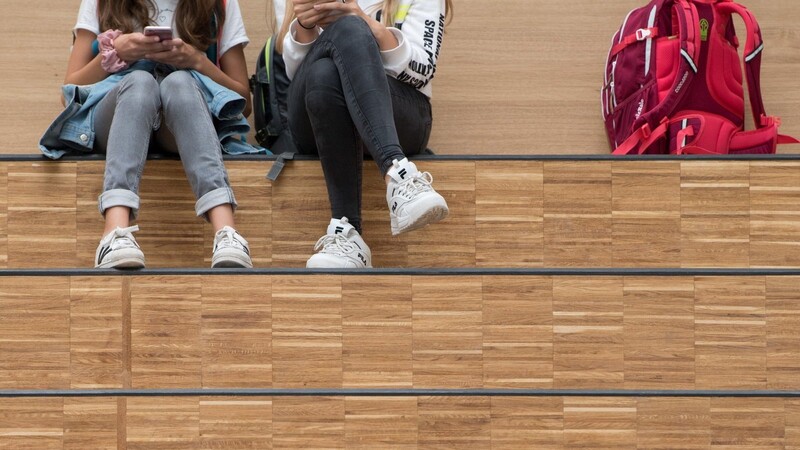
[287,16,433,233]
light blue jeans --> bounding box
[94,70,237,220]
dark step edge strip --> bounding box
[1,388,799,398]
[4,154,800,162]
[1,268,799,277]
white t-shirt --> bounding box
[74,0,249,57]
[279,0,446,98]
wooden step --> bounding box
[1,271,798,391]
[1,159,800,268]
[0,395,797,449]
[7,0,800,156]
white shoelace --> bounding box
[314,234,357,256]
[215,228,248,251]
[396,172,435,199]
[109,225,140,249]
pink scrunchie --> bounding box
[98,30,129,73]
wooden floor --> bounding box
[4,0,799,155]
[0,274,798,391]
[1,160,799,268]
[0,396,797,449]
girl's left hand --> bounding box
[314,0,367,27]
[145,39,203,70]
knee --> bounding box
[117,71,160,111]
[323,15,374,44]
[160,71,202,111]
[304,59,344,116]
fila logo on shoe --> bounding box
[358,253,367,265]
[398,168,407,179]
[392,202,398,213]
[335,226,344,234]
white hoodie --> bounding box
[279,0,445,98]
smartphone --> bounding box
[143,26,174,41]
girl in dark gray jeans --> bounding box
[278,0,453,268]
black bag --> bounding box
[250,35,297,179]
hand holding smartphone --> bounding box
[143,26,174,41]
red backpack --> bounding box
[602,0,798,155]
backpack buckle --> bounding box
[636,28,653,41]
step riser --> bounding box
[0,396,797,449]
[2,161,799,268]
[1,275,798,391]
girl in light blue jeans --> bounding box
[65,0,254,269]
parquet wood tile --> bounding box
[201,276,272,388]
[475,161,544,268]
[412,277,483,388]
[623,277,696,389]
[417,396,492,449]
[69,277,125,389]
[612,162,682,267]
[342,276,413,388]
[199,397,273,449]
[344,397,417,449]
[694,277,768,390]
[0,277,70,389]
[563,397,638,449]
[0,398,64,450]
[482,276,553,388]
[544,162,614,267]
[272,397,345,449]
[490,397,563,449]
[129,276,202,388]
[681,162,751,267]
[271,277,343,388]
[766,277,800,390]
[126,397,199,450]
[636,398,711,449]
[750,162,800,268]
[63,398,118,450]
[710,398,786,449]
[553,277,625,388]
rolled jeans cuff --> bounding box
[195,186,237,220]
[98,189,141,220]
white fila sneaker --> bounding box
[386,158,449,236]
[95,225,146,269]
[306,217,372,269]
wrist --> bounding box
[98,30,129,73]
[297,17,317,30]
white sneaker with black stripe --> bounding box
[212,226,253,268]
[95,225,146,269]
[386,158,449,235]
[306,217,372,269]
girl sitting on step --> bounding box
[43,0,255,269]
[275,0,453,268]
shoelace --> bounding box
[109,225,140,249]
[215,228,248,251]
[396,172,435,199]
[314,234,357,256]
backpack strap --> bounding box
[613,0,701,155]
[715,1,798,148]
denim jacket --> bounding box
[39,61,267,159]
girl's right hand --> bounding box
[113,33,168,63]
[291,0,332,29]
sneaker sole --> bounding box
[212,257,253,269]
[95,258,146,270]
[391,204,449,236]
[306,254,372,269]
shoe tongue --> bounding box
[327,219,355,237]
[389,159,418,183]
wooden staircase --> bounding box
[0,155,799,448]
